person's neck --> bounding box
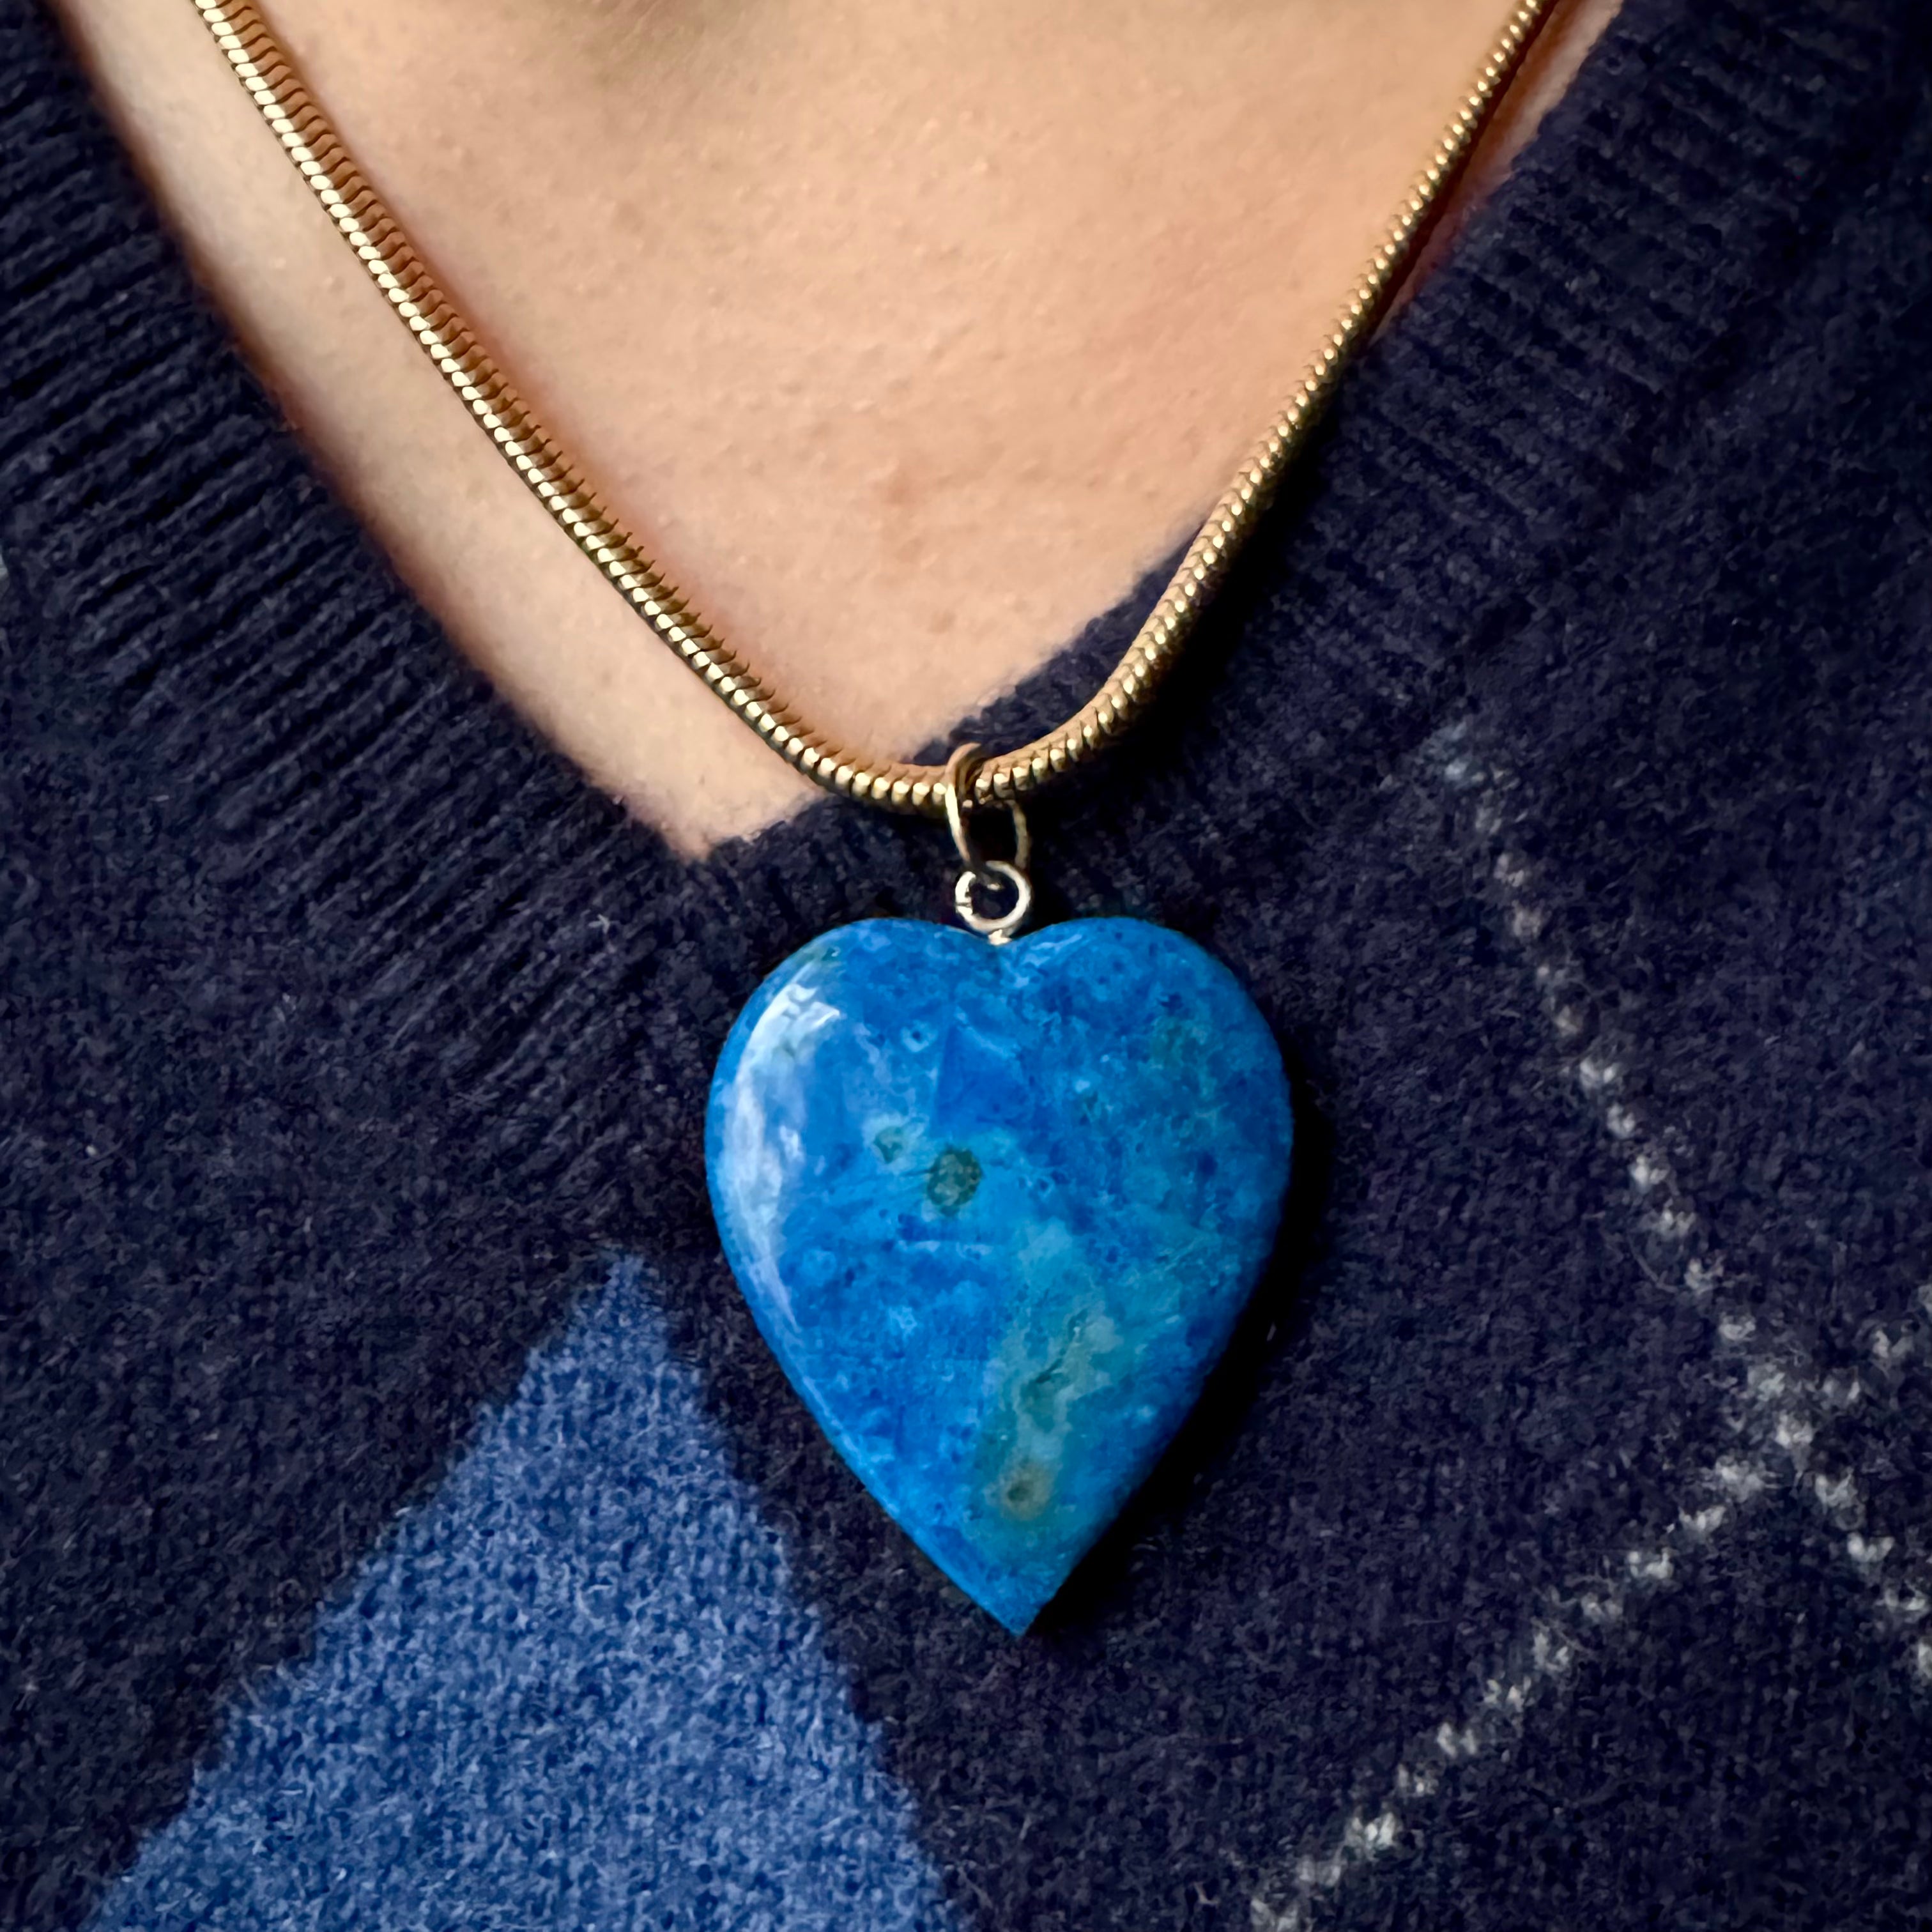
[52,0,1616,855]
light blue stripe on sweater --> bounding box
[90,1257,958,1932]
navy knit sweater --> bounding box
[4,0,1931,1926]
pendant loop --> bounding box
[954,860,1033,944]
[943,743,1033,944]
[942,744,1031,874]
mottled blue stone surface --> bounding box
[706,917,1292,1631]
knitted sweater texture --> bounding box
[3,0,1931,1926]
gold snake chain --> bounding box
[190,0,1558,818]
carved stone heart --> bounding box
[706,917,1292,1630]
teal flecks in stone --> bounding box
[706,917,1293,1632]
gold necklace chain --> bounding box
[190,0,1556,819]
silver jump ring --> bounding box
[942,742,1032,876]
[942,744,1034,943]
[954,861,1033,944]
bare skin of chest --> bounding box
[52,0,1615,854]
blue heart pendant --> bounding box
[707,917,1292,1630]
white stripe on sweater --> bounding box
[1248,722,1930,1931]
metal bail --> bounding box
[942,742,1033,944]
